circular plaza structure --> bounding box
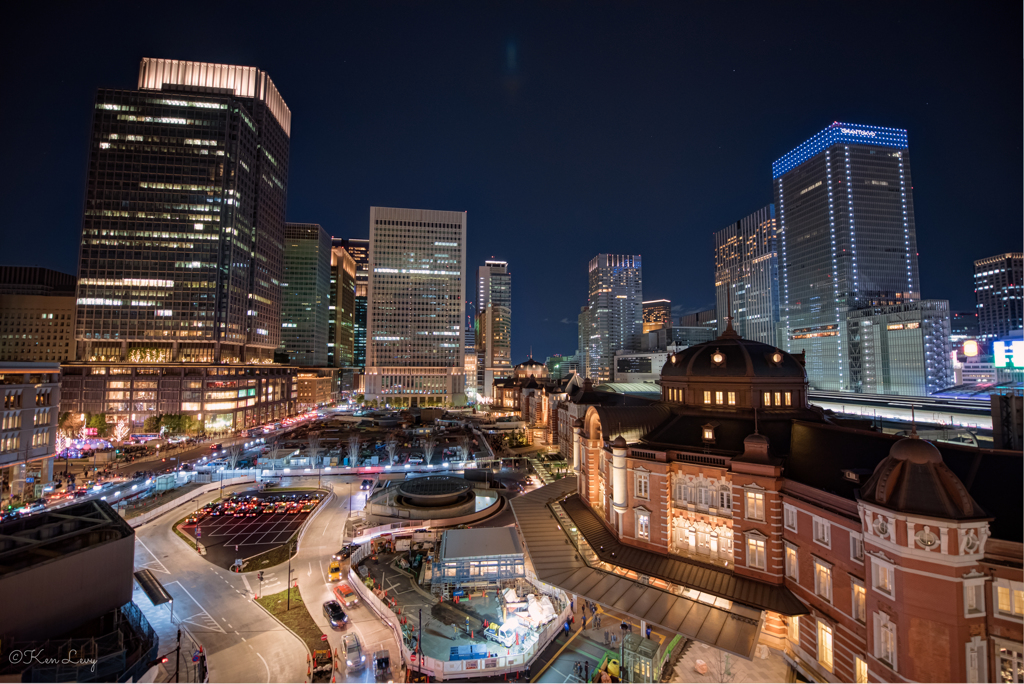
[397,476,473,507]
[366,474,500,524]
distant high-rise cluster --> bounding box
[714,205,779,345]
[580,254,643,383]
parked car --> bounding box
[323,600,348,629]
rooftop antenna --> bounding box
[910,405,918,438]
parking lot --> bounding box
[180,490,322,569]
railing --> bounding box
[348,568,572,681]
[672,451,731,467]
[121,475,256,528]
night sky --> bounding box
[2,2,1020,364]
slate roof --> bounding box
[510,478,770,660]
[663,335,806,380]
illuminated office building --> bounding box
[328,245,356,369]
[364,207,466,406]
[464,301,478,397]
[974,253,1023,341]
[585,254,643,383]
[642,300,672,333]
[774,123,920,391]
[333,238,369,369]
[74,58,290,366]
[0,268,78,363]
[714,205,780,345]
[280,223,330,367]
[476,260,511,397]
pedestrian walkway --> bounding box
[673,639,790,683]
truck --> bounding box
[482,616,522,649]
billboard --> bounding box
[993,340,1024,369]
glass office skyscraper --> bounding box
[365,208,467,405]
[280,223,330,366]
[714,205,780,345]
[75,58,290,365]
[974,253,1023,341]
[328,246,356,369]
[476,260,511,397]
[333,238,369,369]
[585,254,642,382]
[774,123,920,391]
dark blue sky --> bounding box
[2,2,1020,363]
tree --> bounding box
[355,394,365,405]
[705,648,735,684]
[385,431,400,465]
[307,431,322,467]
[228,442,244,470]
[423,432,438,465]
[86,413,109,437]
[143,414,162,433]
[112,418,130,443]
[347,433,362,465]
[59,412,84,436]
[454,434,471,462]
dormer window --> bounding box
[702,424,716,443]
[772,351,783,364]
[711,349,725,367]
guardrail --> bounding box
[122,476,256,528]
[347,568,572,681]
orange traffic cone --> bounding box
[306,665,311,677]
[307,653,311,663]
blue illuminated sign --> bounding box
[772,122,908,179]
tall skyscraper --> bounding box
[476,260,511,397]
[464,301,477,398]
[642,300,672,333]
[333,238,369,368]
[577,305,591,378]
[974,253,1023,341]
[280,224,330,366]
[328,246,356,368]
[75,58,290,365]
[774,123,920,390]
[714,204,780,345]
[365,207,466,406]
[585,254,642,382]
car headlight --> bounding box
[346,660,352,666]
[360,655,365,662]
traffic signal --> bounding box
[258,571,264,581]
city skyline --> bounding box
[0,4,1019,365]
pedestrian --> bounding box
[646,625,652,640]
[584,660,590,682]
[452,623,458,641]
[564,620,570,638]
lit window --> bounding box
[774,392,782,406]
[703,391,711,404]
[727,391,736,405]
[763,391,771,406]
[702,425,715,442]
[817,621,833,672]
[747,536,766,569]
[814,558,833,602]
[995,579,1024,618]
[784,391,792,406]
[852,578,866,623]
[855,656,868,683]
[745,491,764,521]
[715,391,724,405]
[636,510,650,540]
[874,612,897,671]
[873,558,894,596]
[997,643,1019,684]
[785,543,799,580]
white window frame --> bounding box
[850,531,864,563]
[964,575,986,618]
[745,490,764,522]
[854,655,868,683]
[635,472,649,500]
[697,484,710,508]
[703,390,711,404]
[874,611,898,672]
[996,639,1022,684]
[784,542,799,581]
[813,557,833,603]
[727,391,736,405]
[965,636,987,683]
[787,615,799,644]
[812,515,831,548]
[718,487,732,511]
[715,390,724,405]
[816,619,834,673]
[746,533,766,570]
[851,576,866,623]
[635,509,650,540]
[783,503,798,532]
[872,555,895,598]
[994,578,1024,620]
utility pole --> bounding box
[419,607,423,676]
[174,627,181,683]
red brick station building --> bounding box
[510,324,1022,683]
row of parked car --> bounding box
[185,492,323,523]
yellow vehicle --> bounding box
[328,556,342,581]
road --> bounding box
[133,481,309,683]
